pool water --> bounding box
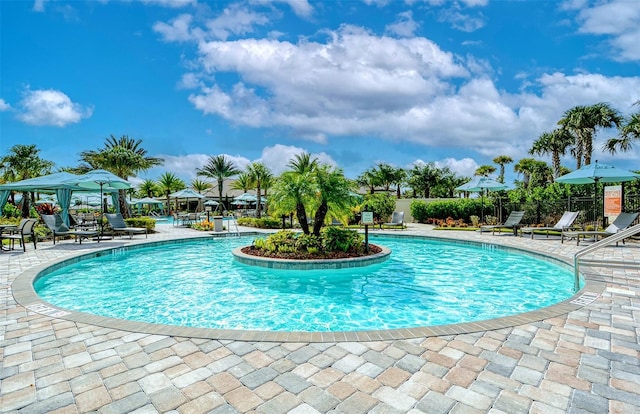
[34,236,577,332]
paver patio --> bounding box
[1,222,639,413]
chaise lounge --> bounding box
[520,211,580,239]
[480,211,525,236]
[561,212,639,245]
[41,214,98,245]
[105,213,147,239]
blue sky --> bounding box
[1,0,639,187]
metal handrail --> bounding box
[573,223,640,290]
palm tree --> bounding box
[79,135,163,217]
[288,152,318,174]
[513,158,537,189]
[529,128,573,179]
[196,155,240,210]
[407,163,441,198]
[356,169,379,194]
[492,155,513,183]
[138,179,159,198]
[373,163,396,192]
[247,162,272,219]
[603,101,640,155]
[157,172,185,213]
[191,178,211,194]
[311,165,356,236]
[231,171,252,193]
[475,165,496,177]
[269,170,315,234]
[392,167,407,199]
[0,144,54,217]
[558,103,622,168]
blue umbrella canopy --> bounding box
[169,189,205,199]
[456,176,510,192]
[556,161,640,224]
[555,161,640,184]
[68,169,131,190]
[234,192,257,202]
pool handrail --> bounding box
[574,222,640,291]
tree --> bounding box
[372,163,396,192]
[270,170,315,234]
[288,152,318,174]
[529,128,573,179]
[247,162,272,219]
[492,155,513,183]
[196,155,240,210]
[0,144,54,217]
[78,135,163,217]
[138,179,159,198]
[475,165,496,177]
[558,103,622,168]
[407,163,441,198]
[191,178,211,194]
[356,169,379,194]
[311,165,356,236]
[392,167,407,199]
[603,101,640,155]
[231,171,252,193]
[157,172,185,213]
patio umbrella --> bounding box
[169,189,205,212]
[204,200,219,206]
[456,176,510,223]
[556,161,640,225]
[234,193,257,202]
[67,170,131,235]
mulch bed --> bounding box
[241,244,382,260]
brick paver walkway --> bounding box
[1,223,639,413]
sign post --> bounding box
[361,211,374,253]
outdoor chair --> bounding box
[1,218,38,252]
[105,213,147,239]
[480,211,525,236]
[561,212,639,245]
[41,214,99,245]
[381,211,404,230]
[520,211,580,239]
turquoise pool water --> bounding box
[34,236,577,332]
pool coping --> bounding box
[11,233,606,343]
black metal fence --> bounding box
[491,194,640,227]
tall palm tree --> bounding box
[474,165,496,177]
[157,172,185,213]
[558,103,622,168]
[138,179,159,198]
[392,167,407,199]
[196,155,240,209]
[0,144,54,217]
[269,170,315,234]
[247,162,272,219]
[529,128,573,179]
[492,155,513,183]
[603,101,640,155]
[513,158,537,189]
[288,152,318,174]
[373,163,396,192]
[407,163,441,198]
[79,135,163,217]
[311,165,356,236]
[231,171,252,193]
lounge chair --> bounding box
[520,211,580,239]
[562,212,639,245]
[41,214,98,245]
[1,218,38,251]
[105,213,147,239]
[381,211,404,230]
[480,211,525,236]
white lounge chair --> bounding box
[562,212,639,245]
[520,211,580,239]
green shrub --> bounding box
[238,217,282,229]
[360,193,396,221]
[296,234,322,252]
[2,203,21,219]
[125,217,156,231]
[411,199,491,223]
[322,226,363,253]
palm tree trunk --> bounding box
[256,183,262,218]
[218,180,224,210]
[313,200,328,236]
[296,202,309,234]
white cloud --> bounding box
[33,0,48,12]
[575,0,640,61]
[0,99,10,111]
[438,8,485,32]
[258,144,336,175]
[434,157,478,177]
[17,89,93,127]
[153,14,194,42]
[139,0,196,8]
[386,11,419,37]
[205,4,270,40]
[270,0,314,19]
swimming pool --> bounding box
[33,235,579,332]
